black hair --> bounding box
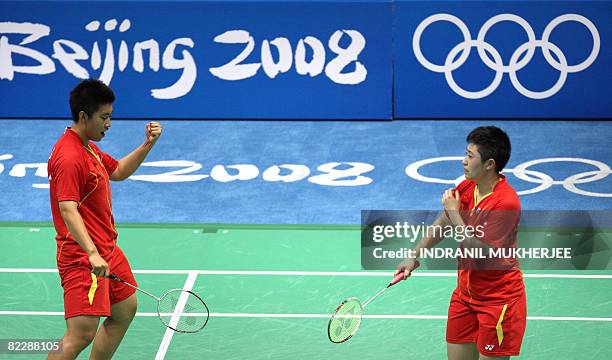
[466,126,511,173]
[69,79,115,122]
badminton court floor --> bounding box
[1,223,611,359]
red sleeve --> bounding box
[90,143,119,176]
[475,198,521,248]
[455,179,472,193]
[100,151,118,176]
[52,153,86,202]
[456,179,474,211]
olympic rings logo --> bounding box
[412,14,600,99]
[405,157,612,198]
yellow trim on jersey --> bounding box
[85,145,103,166]
[86,144,118,238]
[57,240,65,261]
[496,303,509,346]
[78,172,99,208]
[472,186,494,211]
[88,273,98,305]
[472,177,503,211]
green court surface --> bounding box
[1,223,611,359]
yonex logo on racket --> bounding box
[412,13,600,99]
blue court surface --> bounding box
[1,120,610,224]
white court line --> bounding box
[1,311,611,322]
[1,268,612,279]
[155,271,198,360]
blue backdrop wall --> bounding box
[1,0,610,119]
[394,0,612,119]
[0,0,392,119]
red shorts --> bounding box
[58,247,137,319]
[446,289,527,357]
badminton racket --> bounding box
[109,274,209,333]
[328,261,419,343]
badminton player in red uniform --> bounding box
[47,79,163,359]
[396,126,526,359]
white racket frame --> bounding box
[109,274,210,333]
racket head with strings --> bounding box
[327,297,363,343]
[157,289,210,333]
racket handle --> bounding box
[389,272,405,286]
[108,274,160,300]
[389,260,420,286]
[108,274,122,282]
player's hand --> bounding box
[145,122,163,145]
[89,253,109,278]
[442,188,460,212]
[395,257,419,280]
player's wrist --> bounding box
[412,247,423,260]
[141,141,154,151]
[86,248,100,257]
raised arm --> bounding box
[110,122,163,181]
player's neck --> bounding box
[70,124,89,146]
[475,172,501,196]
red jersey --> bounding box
[48,128,119,265]
[454,175,525,305]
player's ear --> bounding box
[77,110,88,124]
[485,158,496,171]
